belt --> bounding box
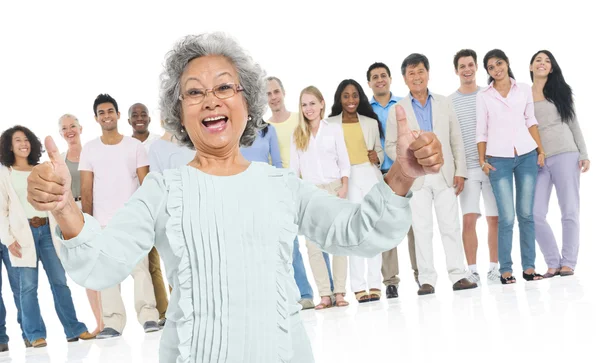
[74,196,82,202]
[29,217,48,228]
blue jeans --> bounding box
[292,237,313,299]
[0,243,25,344]
[19,224,87,341]
[487,150,538,274]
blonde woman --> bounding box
[58,114,103,336]
[328,79,384,302]
[290,86,351,309]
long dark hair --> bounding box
[329,79,383,136]
[0,125,44,167]
[529,50,575,122]
[483,49,515,85]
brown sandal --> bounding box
[315,296,333,310]
[334,293,349,307]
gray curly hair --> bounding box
[159,32,268,149]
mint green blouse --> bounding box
[56,162,412,363]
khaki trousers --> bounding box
[148,247,169,319]
[101,255,159,333]
[305,180,348,297]
[381,227,419,286]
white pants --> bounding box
[410,174,468,287]
[459,168,498,216]
[101,255,159,333]
[348,163,383,292]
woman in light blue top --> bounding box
[26,33,443,363]
[240,123,282,167]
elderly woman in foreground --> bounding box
[26,33,443,363]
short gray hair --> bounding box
[58,114,80,128]
[159,32,267,149]
[266,76,285,94]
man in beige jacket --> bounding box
[385,54,477,295]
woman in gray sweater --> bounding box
[530,50,590,278]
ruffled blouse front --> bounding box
[57,162,412,362]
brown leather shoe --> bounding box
[417,284,435,295]
[453,278,478,291]
[67,331,97,342]
[32,338,47,348]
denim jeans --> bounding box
[487,150,538,274]
[292,237,313,299]
[19,224,87,341]
[0,243,25,344]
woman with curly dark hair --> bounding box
[328,79,386,303]
[0,125,92,348]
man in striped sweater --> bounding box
[449,49,500,283]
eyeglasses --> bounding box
[179,83,244,105]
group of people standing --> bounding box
[0,98,186,351]
[0,42,588,358]
[259,48,589,309]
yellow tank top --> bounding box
[342,122,369,165]
[267,112,299,169]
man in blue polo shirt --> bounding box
[367,62,419,298]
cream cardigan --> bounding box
[0,165,59,267]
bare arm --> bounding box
[80,171,93,216]
[137,166,150,184]
[477,142,487,168]
[478,142,495,175]
[527,125,546,166]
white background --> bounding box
[0,0,598,362]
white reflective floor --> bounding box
[2,246,598,363]
[2,188,599,363]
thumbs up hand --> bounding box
[394,105,443,178]
[27,136,73,211]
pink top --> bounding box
[476,79,538,157]
[289,119,351,185]
[79,136,148,226]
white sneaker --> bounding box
[487,266,501,282]
[467,272,480,285]
[299,299,315,310]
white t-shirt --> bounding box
[142,133,161,152]
[79,136,148,226]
